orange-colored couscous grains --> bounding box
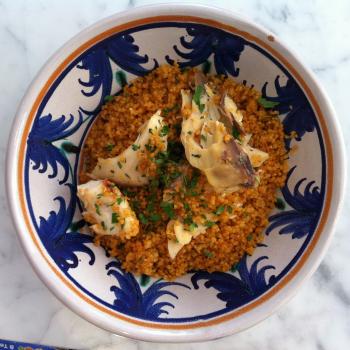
[80,64,288,280]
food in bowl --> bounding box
[7,3,345,341]
[78,64,288,279]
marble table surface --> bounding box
[0,0,349,349]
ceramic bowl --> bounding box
[6,4,346,342]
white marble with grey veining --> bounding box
[0,0,349,349]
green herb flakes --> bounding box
[117,161,122,169]
[145,144,156,153]
[214,205,225,215]
[193,85,205,112]
[275,197,286,210]
[105,143,115,152]
[183,216,193,225]
[95,203,101,215]
[150,213,161,222]
[232,126,240,140]
[203,249,214,258]
[159,125,169,137]
[161,201,175,219]
[189,222,198,232]
[257,97,280,109]
[104,95,114,102]
[132,144,140,151]
[204,220,215,228]
[115,70,127,88]
[184,202,191,211]
[116,197,123,205]
[230,262,239,272]
[140,274,151,287]
[111,213,119,224]
[162,103,180,116]
[139,213,148,225]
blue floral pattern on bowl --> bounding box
[23,21,325,324]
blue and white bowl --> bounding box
[6,4,346,342]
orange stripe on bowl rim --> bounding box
[16,15,333,330]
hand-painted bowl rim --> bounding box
[6,4,346,342]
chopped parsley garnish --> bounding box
[183,215,193,225]
[145,144,156,153]
[184,170,200,190]
[193,85,205,112]
[227,205,233,214]
[189,222,198,232]
[159,125,169,137]
[160,201,175,219]
[232,126,240,140]
[104,95,114,102]
[149,128,153,134]
[257,97,280,109]
[132,144,140,151]
[139,213,148,225]
[204,220,215,228]
[117,161,122,169]
[97,193,103,199]
[154,151,168,165]
[275,198,286,210]
[101,221,107,230]
[170,170,182,180]
[70,219,86,232]
[150,213,161,222]
[150,178,159,189]
[146,201,155,213]
[172,103,180,113]
[140,274,151,287]
[201,134,207,142]
[111,213,119,224]
[230,262,239,272]
[186,190,199,197]
[247,234,253,241]
[162,107,171,116]
[187,131,192,135]
[122,188,136,198]
[95,204,101,215]
[184,202,191,212]
[203,249,214,258]
[214,205,225,215]
[162,103,180,116]
[105,143,115,152]
[116,197,123,205]
[192,154,201,158]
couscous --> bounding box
[78,64,288,280]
